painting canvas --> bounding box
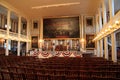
[31,36,38,48]
[86,35,95,48]
[85,17,95,34]
[43,16,80,38]
[33,21,38,29]
[86,17,93,26]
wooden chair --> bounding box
[16,67,26,73]
[8,66,17,73]
[50,75,65,80]
[66,75,79,80]
[24,68,35,74]
[36,74,49,80]
[1,71,12,80]
[0,71,3,80]
[34,68,45,74]
[12,72,23,80]
[55,69,66,75]
[24,73,37,80]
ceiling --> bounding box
[3,0,102,18]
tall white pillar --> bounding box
[102,0,107,25]
[102,0,108,59]
[17,41,20,56]
[98,7,103,57]
[111,33,117,62]
[5,10,10,56]
[109,0,117,62]
[98,8,102,30]
[5,39,9,56]
[17,16,21,56]
[95,14,99,34]
[39,18,43,50]
[81,15,84,38]
[95,14,100,57]
[26,19,30,53]
[109,0,115,19]
[80,15,85,50]
[104,37,108,60]
[96,40,100,57]
[100,39,104,57]
[70,40,72,50]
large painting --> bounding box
[31,36,38,48]
[43,16,80,38]
[85,16,95,34]
[86,35,95,48]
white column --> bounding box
[96,40,100,57]
[104,37,108,60]
[17,16,21,56]
[109,0,115,19]
[100,39,104,57]
[26,19,30,53]
[39,18,43,49]
[5,40,9,56]
[98,8,102,30]
[109,0,116,62]
[81,15,84,38]
[111,33,117,62]
[102,0,107,25]
[17,41,20,56]
[5,10,10,56]
[95,14,99,34]
[95,14,100,57]
[80,15,85,50]
[70,40,72,50]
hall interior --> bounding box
[0,0,120,62]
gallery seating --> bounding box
[0,55,120,80]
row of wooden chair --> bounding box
[0,70,120,80]
[0,56,120,80]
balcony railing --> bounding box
[20,34,27,39]
[0,29,30,42]
[20,34,28,42]
[0,29,7,35]
[0,29,7,39]
[9,32,18,40]
[94,10,120,41]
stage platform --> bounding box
[30,51,94,58]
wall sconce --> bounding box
[80,38,85,43]
[39,39,43,43]
[115,21,119,25]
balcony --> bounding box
[94,10,120,41]
[0,29,29,42]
